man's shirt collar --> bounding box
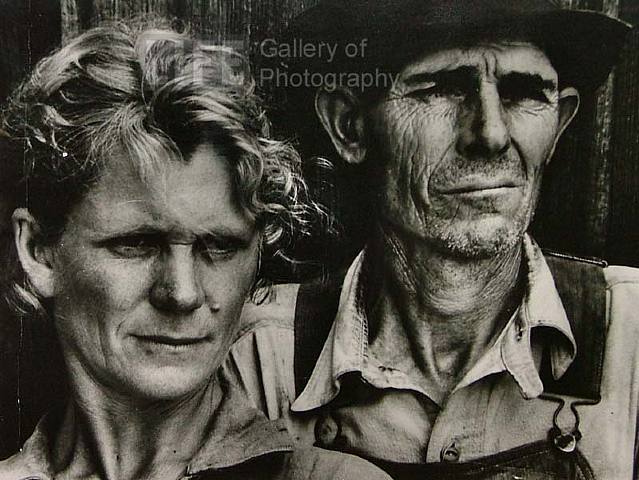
[292,235,577,412]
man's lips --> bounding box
[436,181,522,194]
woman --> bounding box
[0,24,390,480]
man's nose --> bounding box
[150,244,205,313]
[456,82,510,158]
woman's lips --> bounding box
[133,335,209,346]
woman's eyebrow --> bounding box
[92,227,253,246]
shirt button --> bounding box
[314,413,340,448]
[441,442,460,463]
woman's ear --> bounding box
[315,86,367,164]
[12,208,55,298]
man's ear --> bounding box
[547,87,580,162]
[12,208,55,298]
[315,86,367,164]
[557,87,580,137]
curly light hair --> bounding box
[2,22,319,314]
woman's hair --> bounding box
[2,21,320,315]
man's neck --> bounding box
[52,368,219,480]
[365,226,524,401]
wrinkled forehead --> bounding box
[398,41,558,84]
[74,142,254,240]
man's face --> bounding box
[50,143,258,401]
[367,42,568,258]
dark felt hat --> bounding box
[284,0,632,91]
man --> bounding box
[224,1,639,478]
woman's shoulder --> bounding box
[0,437,52,480]
[0,409,61,480]
[214,445,392,480]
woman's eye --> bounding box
[107,236,160,258]
[198,237,240,261]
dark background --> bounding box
[0,0,637,459]
[0,0,637,266]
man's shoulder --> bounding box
[603,264,639,289]
[543,250,639,298]
[225,284,302,413]
[602,265,639,330]
[592,265,639,373]
[236,283,301,340]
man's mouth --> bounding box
[436,181,521,195]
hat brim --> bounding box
[286,6,631,91]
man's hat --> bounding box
[284,0,631,91]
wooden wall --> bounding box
[0,0,62,459]
[54,0,639,267]
[535,0,639,266]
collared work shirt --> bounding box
[224,236,639,479]
[0,376,391,480]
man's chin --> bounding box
[426,222,526,260]
[379,211,529,259]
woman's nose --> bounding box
[150,244,205,313]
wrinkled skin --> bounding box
[46,143,259,402]
[366,42,572,258]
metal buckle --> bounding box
[541,394,591,454]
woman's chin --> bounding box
[111,365,216,403]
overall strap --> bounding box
[294,272,345,395]
[541,251,608,401]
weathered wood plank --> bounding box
[607,0,639,266]
[533,0,626,261]
[0,1,62,460]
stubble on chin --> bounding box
[426,220,525,260]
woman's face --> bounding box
[48,143,259,401]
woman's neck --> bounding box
[52,369,220,480]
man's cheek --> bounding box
[510,113,559,168]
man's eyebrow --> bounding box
[499,72,557,91]
[403,66,478,87]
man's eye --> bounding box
[408,83,466,101]
[499,85,549,105]
[107,236,160,258]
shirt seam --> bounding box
[234,318,294,342]
[189,445,295,473]
[604,279,639,288]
